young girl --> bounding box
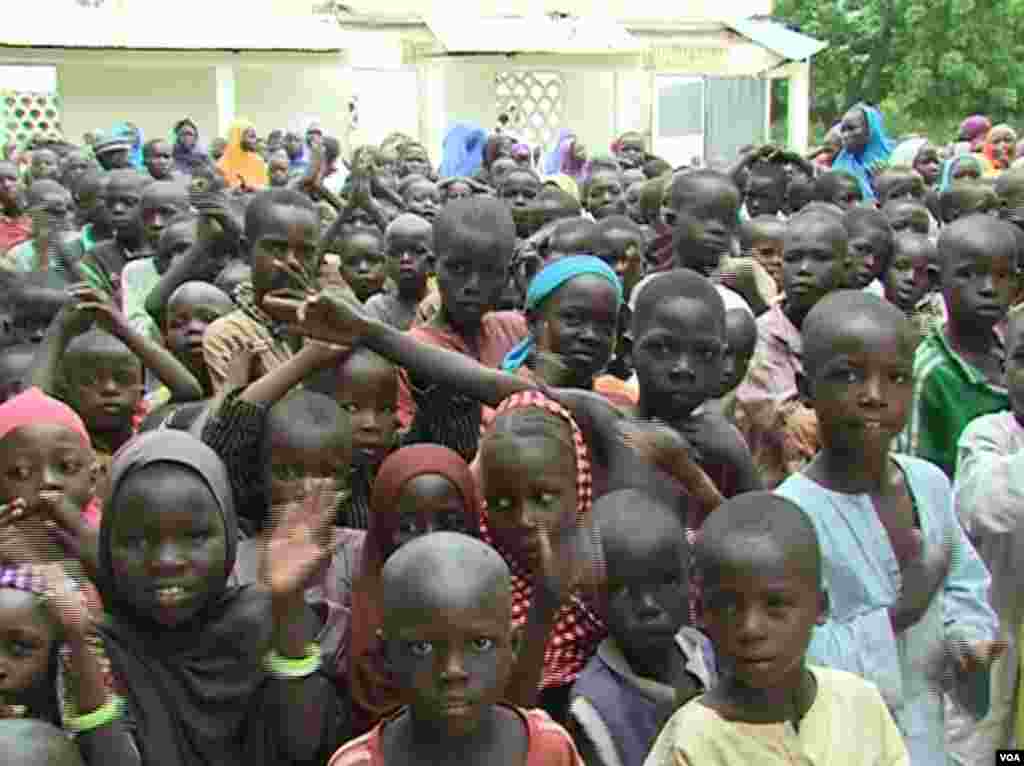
[776,291,998,764]
[343,444,481,734]
[92,430,347,765]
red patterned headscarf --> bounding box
[478,389,605,690]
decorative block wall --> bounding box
[1,90,62,147]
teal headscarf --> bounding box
[831,104,895,202]
[111,122,144,169]
[501,255,623,372]
[939,154,983,192]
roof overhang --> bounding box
[723,16,826,63]
[425,14,645,56]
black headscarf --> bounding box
[96,430,275,766]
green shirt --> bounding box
[900,328,1009,477]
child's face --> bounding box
[0,589,55,702]
[63,350,144,434]
[404,180,441,222]
[884,244,931,313]
[810,315,914,452]
[782,219,850,319]
[383,582,516,738]
[481,428,577,567]
[886,203,930,235]
[632,296,725,419]
[1004,320,1024,427]
[145,141,173,180]
[269,436,350,513]
[443,181,471,204]
[249,204,320,299]
[702,537,824,692]
[605,534,688,659]
[336,354,397,465]
[105,180,143,242]
[914,146,941,187]
[332,231,387,303]
[673,178,740,276]
[141,188,188,250]
[489,158,517,190]
[29,151,58,182]
[593,229,644,297]
[268,157,290,188]
[617,137,646,168]
[535,274,620,385]
[392,474,473,550]
[0,423,93,520]
[386,221,433,297]
[881,176,925,204]
[110,466,227,627]
[400,148,431,179]
[76,183,111,231]
[586,171,626,221]
[500,171,540,211]
[830,176,862,211]
[749,236,784,289]
[61,151,91,190]
[156,221,196,272]
[744,175,784,218]
[33,191,72,233]
[0,349,32,404]
[165,285,232,377]
[625,181,646,224]
[846,224,888,289]
[436,236,510,331]
[944,241,1015,331]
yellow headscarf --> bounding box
[216,119,267,190]
[543,173,580,201]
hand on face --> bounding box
[29,562,92,640]
[263,285,369,348]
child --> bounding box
[883,199,931,236]
[329,531,584,766]
[142,139,174,181]
[786,175,815,215]
[398,174,440,222]
[812,170,862,211]
[884,232,946,338]
[951,306,1024,763]
[324,224,388,304]
[343,445,481,733]
[624,180,646,225]
[0,564,136,763]
[777,290,998,764]
[740,160,788,219]
[939,181,999,224]
[874,168,927,205]
[499,168,542,237]
[901,215,1015,477]
[0,180,74,287]
[0,161,30,256]
[90,430,347,764]
[736,208,852,487]
[28,150,59,184]
[844,206,894,293]
[645,491,910,765]
[159,280,235,400]
[0,719,85,766]
[0,344,33,403]
[583,169,626,221]
[364,213,433,331]
[592,215,646,299]
[707,307,759,422]
[74,171,150,297]
[203,189,319,393]
[739,215,786,293]
[63,172,112,267]
[570,490,715,766]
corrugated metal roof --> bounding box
[0,9,349,52]
[725,17,826,61]
[426,14,644,55]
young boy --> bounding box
[143,138,175,181]
[875,168,927,205]
[884,231,945,339]
[939,181,1000,224]
[0,180,73,287]
[844,206,894,294]
[883,199,931,236]
[364,213,434,331]
[62,171,113,269]
[592,215,645,299]
[159,280,235,400]
[813,170,863,211]
[324,225,389,304]
[952,306,1024,764]
[570,490,715,766]
[735,208,852,487]
[328,531,585,766]
[777,290,998,765]
[901,214,1015,477]
[645,491,910,766]
[740,161,788,220]
[74,170,150,296]
[739,215,786,293]
[399,175,441,223]
[203,188,318,393]
[707,307,759,423]
[583,169,626,221]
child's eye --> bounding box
[492,497,513,512]
[60,459,83,474]
[342,403,358,414]
[890,371,910,385]
[446,262,467,275]
[8,465,32,481]
[189,529,210,542]
[471,637,495,652]
[409,641,433,658]
[538,492,556,506]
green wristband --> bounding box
[66,695,124,734]
[264,642,322,679]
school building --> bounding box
[0,0,824,164]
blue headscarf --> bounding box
[938,154,984,192]
[440,123,488,178]
[502,255,623,372]
[830,104,894,202]
[111,122,144,169]
[543,129,575,176]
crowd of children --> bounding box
[1,102,1024,764]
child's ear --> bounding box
[377,628,395,668]
[508,624,523,659]
[817,588,830,626]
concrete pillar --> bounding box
[214,64,236,139]
[764,77,772,145]
[787,59,810,154]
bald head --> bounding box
[938,214,1018,278]
[595,490,689,572]
[381,532,510,625]
[0,720,84,766]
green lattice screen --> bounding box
[1,91,62,148]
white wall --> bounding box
[234,57,351,139]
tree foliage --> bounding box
[774,0,1024,140]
